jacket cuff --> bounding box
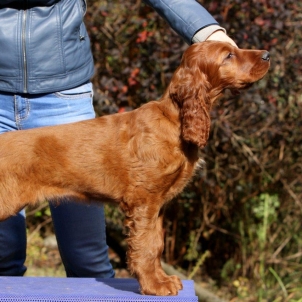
[192,25,226,43]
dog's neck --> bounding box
[156,91,199,159]
[157,90,181,126]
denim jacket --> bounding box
[0,0,221,94]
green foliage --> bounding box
[188,250,211,280]
[184,231,200,262]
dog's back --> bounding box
[0,101,197,219]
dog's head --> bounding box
[169,41,270,148]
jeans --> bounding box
[0,83,115,278]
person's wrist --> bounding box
[206,30,238,48]
[192,25,225,44]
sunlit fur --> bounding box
[0,41,269,296]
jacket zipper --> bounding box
[22,1,28,93]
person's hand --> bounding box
[206,30,238,48]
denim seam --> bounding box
[14,95,21,130]
[24,98,30,122]
[14,95,30,130]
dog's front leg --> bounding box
[123,202,183,296]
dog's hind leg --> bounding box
[122,199,183,296]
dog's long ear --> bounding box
[169,62,212,149]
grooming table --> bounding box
[0,277,198,302]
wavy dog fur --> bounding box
[0,41,270,295]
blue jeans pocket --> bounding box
[54,82,93,100]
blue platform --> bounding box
[0,277,198,302]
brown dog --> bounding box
[0,41,270,295]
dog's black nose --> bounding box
[262,51,270,61]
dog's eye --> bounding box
[226,53,234,59]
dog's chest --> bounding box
[162,157,201,202]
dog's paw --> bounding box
[140,275,183,296]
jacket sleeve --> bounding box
[143,0,224,44]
